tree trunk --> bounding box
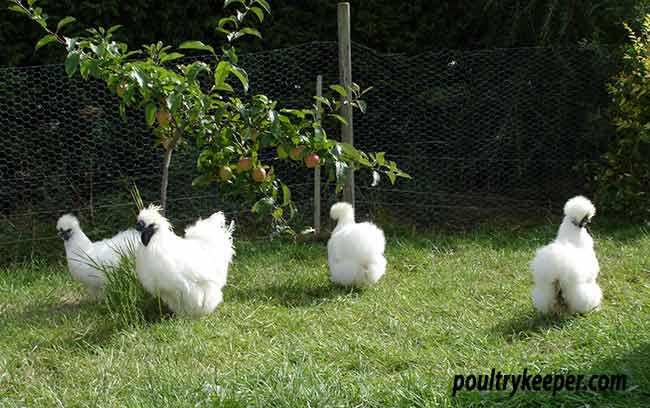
[160,147,173,215]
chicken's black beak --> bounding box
[137,222,156,246]
[578,215,591,229]
[57,228,72,241]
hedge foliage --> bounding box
[584,14,650,219]
[1,0,645,66]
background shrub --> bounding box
[1,0,645,67]
[585,14,650,219]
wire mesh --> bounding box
[0,41,615,262]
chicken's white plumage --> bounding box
[327,202,386,287]
[135,206,235,318]
[530,196,602,314]
[56,214,138,299]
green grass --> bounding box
[0,222,649,407]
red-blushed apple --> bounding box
[219,166,233,181]
[237,157,253,173]
[252,167,267,182]
[304,153,320,168]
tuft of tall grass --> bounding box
[90,242,169,328]
[91,184,169,328]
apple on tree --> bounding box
[304,153,320,168]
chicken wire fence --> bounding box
[0,41,615,261]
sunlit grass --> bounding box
[0,222,648,407]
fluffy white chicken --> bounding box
[134,205,235,318]
[56,214,139,299]
[530,196,602,315]
[327,202,387,287]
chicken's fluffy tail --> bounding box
[185,211,235,245]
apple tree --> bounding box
[7,0,410,223]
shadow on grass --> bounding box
[451,343,650,407]
[491,310,573,341]
[228,281,361,307]
[449,342,650,407]
[6,293,173,351]
[588,342,650,399]
[4,296,116,350]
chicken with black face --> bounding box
[134,205,235,318]
[135,219,157,246]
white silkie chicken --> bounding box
[134,205,235,318]
[56,214,139,299]
[530,196,602,315]
[327,202,387,287]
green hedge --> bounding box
[0,0,643,66]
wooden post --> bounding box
[337,2,354,205]
[314,75,323,234]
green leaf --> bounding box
[338,142,360,161]
[131,66,146,87]
[166,92,181,112]
[313,95,331,109]
[375,152,385,166]
[178,41,215,54]
[64,52,80,76]
[90,43,105,57]
[356,99,367,113]
[192,174,213,188]
[79,58,97,79]
[56,16,75,32]
[330,84,347,97]
[223,46,238,64]
[214,82,234,92]
[230,65,249,93]
[328,113,348,125]
[282,183,291,206]
[218,16,237,29]
[250,7,265,22]
[185,61,209,82]
[144,103,157,126]
[252,197,275,214]
[238,27,262,39]
[214,60,231,89]
[360,86,374,96]
[254,0,271,14]
[107,25,122,34]
[8,5,26,14]
[35,34,57,50]
[160,52,184,63]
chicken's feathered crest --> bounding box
[330,202,354,221]
[137,204,172,231]
[57,214,81,231]
[564,196,596,224]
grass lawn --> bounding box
[1,222,649,407]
